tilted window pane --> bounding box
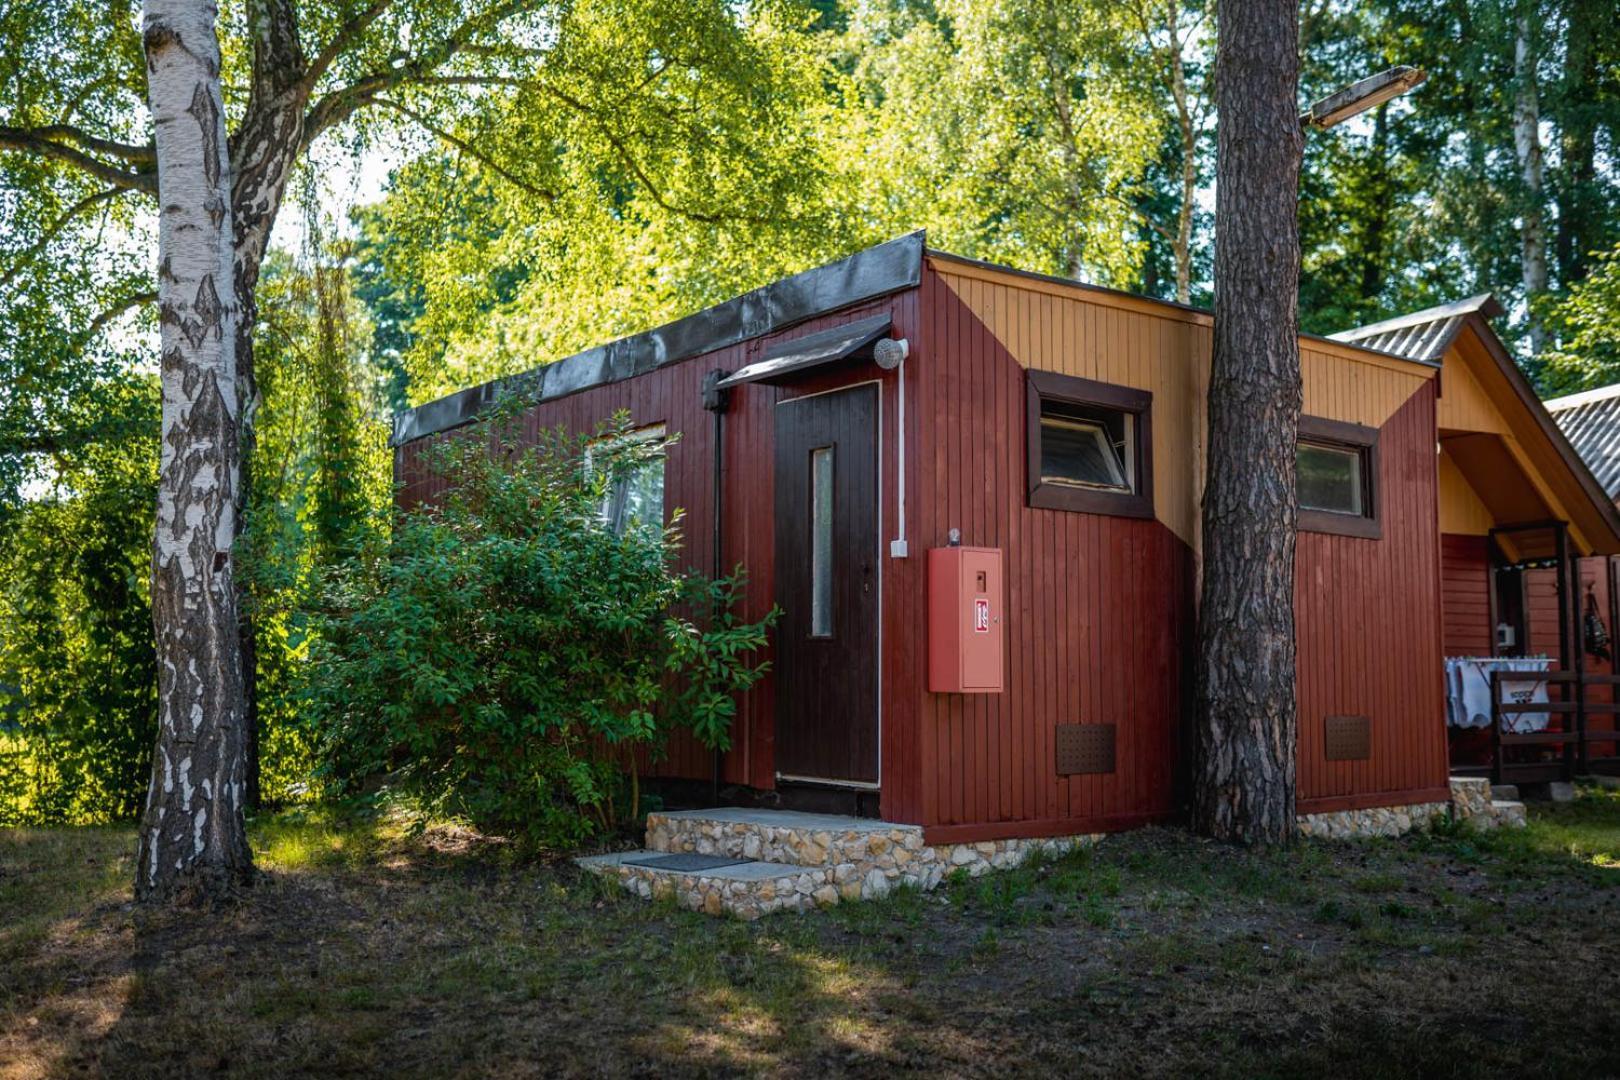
[1039,407,1131,492]
[1297,443,1363,515]
[811,446,834,637]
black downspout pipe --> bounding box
[702,370,730,806]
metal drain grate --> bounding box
[622,853,754,872]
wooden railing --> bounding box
[1489,670,1620,784]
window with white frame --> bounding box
[591,424,666,536]
[1039,401,1136,493]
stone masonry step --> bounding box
[645,808,922,869]
[577,808,1103,919]
[1490,800,1528,828]
[576,849,886,919]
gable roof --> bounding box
[1545,383,1620,501]
[1328,293,1503,362]
[1335,298,1620,553]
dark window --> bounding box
[1297,416,1379,539]
[1026,370,1153,518]
[1298,442,1364,515]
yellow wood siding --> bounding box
[934,260,1435,547]
[1438,451,1496,535]
[1436,349,1509,434]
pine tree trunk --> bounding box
[1513,5,1548,354]
[1191,0,1303,846]
[136,0,253,902]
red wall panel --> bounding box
[1295,384,1451,812]
[907,271,1191,839]
[1440,533,1492,658]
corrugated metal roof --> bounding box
[1328,293,1503,362]
[1546,384,1620,501]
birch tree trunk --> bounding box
[136,0,253,901]
[1167,2,1196,306]
[1191,0,1302,845]
[1513,5,1548,355]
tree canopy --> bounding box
[4,0,1620,829]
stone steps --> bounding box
[1489,799,1528,828]
[576,808,1101,920]
[646,807,924,869]
[1448,776,1528,830]
[576,850,848,918]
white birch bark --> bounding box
[136,0,253,901]
[1513,7,1548,355]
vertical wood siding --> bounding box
[394,292,922,799]
[396,253,1453,839]
[1295,385,1451,813]
[1441,533,1493,658]
[909,271,1193,839]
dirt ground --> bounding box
[3,789,1618,1079]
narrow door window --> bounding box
[810,445,834,637]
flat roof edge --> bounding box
[392,231,926,446]
[926,247,1439,371]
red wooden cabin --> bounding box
[395,234,1620,842]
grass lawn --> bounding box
[3,790,1618,1078]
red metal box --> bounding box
[927,546,1005,693]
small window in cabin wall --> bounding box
[1297,441,1365,516]
[1039,401,1136,493]
[594,424,666,536]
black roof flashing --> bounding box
[391,231,926,446]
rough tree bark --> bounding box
[1190,0,1303,845]
[137,0,254,900]
[1513,3,1548,355]
[230,0,313,809]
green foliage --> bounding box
[304,408,776,848]
[0,377,158,825]
[242,249,394,806]
[1540,243,1620,394]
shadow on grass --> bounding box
[3,789,1618,1077]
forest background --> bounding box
[3,0,1618,824]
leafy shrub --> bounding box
[304,407,776,848]
[0,379,159,826]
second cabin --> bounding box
[394,232,1620,845]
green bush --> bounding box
[304,408,775,848]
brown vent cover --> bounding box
[1324,715,1371,761]
[1055,724,1116,775]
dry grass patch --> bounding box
[1,791,1617,1077]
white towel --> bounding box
[1458,660,1495,729]
[1443,657,1551,732]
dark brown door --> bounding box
[774,383,879,784]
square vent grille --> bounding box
[1324,715,1371,761]
[1055,723,1116,775]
